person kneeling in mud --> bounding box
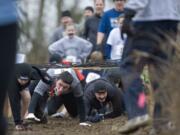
[46,71,90,126]
[8,63,51,131]
[84,78,124,123]
[27,70,89,126]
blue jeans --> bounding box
[120,20,178,120]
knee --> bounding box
[47,105,56,115]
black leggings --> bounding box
[47,93,78,118]
[0,23,17,134]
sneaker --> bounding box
[51,112,65,118]
[118,114,151,134]
[25,113,40,122]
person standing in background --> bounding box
[78,6,94,36]
[96,0,125,59]
[106,15,125,61]
[48,23,92,64]
[50,10,73,44]
[83,0,105,53]
[84,6,94,19]
[0,0,18,134]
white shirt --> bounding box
[107,28,125,60]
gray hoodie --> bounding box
[125,0,180,21]
[48,36,92,63]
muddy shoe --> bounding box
[25,113,40,122]
[15,123,32,131]
[118,114,151,134]
[40,115,48,124]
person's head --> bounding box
[118,14,124,27]
[56,71,73,94]
[60,10,73,27]
[16,63,32,85]
[94,82,108,103]
[89,51,104,63]
[84,6,94,18]
[94,0,105,16]
[49,54,62,64]
[65,23,77,38]
[113,0,126,11]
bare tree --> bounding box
[18,0,84,64]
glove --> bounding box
[86,114,104,123]
[121,8,136,39]
[79,122,91,127]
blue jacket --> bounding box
[0,0,17,26]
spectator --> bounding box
[78,6,94,36]
[96,0,125,59]
[83,0,105,53]
[106,14,125,61]
[84,6,94,19]
[48,23,93,63]
[50,10,73,44]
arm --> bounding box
[84,99,104,123]
[48,40,64,57]
[79,40,93,60]
[83,19,89,39]
[104,89,123,119]
[97,32,105,45]
[75,96,86,122]
[96,13,108,45]
[84,90,104,123]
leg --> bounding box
[118,36,154,133]
[62,93,78,118]
[0,23,17,134]
[8,87,22,126]
[26,80,50,121]
[47,96,63,115]
[20,89,31,119]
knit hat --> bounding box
[57,71,73,85]
[49,54,62,64]
[94,81,107,93]
[61,10,71,18]
[16,63,32,80]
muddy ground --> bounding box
[7,116,154,135]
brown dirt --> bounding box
[7,116,153,135]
